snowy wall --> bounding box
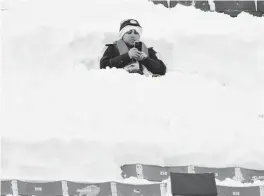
[150,0,264,17]
[2,0,264,89]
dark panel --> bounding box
[148,0,264,17]
[17,180,63,196]
[237,1,262,17]
[214,1,243,17]
[121,164,170,182]
[115,183,134,196]
[194,166,236,181]
[1,180,13,196]
[178,0,193,6]
[151,0,169,8]
[217,185,260,196]
[169,0,178,8]
[246,11,263,17]
[237,1,256,11]
[240,167,264,182]
[117,183,166,196]
[120,164,137,179]
[169,166,189,173]
[139,165,170,181]
[66,181,111,196]
[132,184,166,196]
[170,173,217,196]
[257,0,264,12]
[195,1,211,12]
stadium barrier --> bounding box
[1,179,264,196]
[0,180,166,196]
[121,164,264,183]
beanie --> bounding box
[118,19,142,39]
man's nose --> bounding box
[130,34,136,39]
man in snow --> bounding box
[100,19,166,77]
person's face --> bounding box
[122,29,140,47]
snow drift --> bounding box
[1,0,264,184]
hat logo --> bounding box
[130,20,137,24]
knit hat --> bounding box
[118,19,142,39]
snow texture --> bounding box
[1,0,264,186]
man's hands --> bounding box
[128,48,140,60]
[128,48,147,61]
[138,52,147,61]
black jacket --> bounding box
[100,44,166,76]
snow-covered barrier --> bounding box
[149,0,264,17]
[1,179,264,196]
[217,185,264,196]
[0,180,167,196]
[1,180,13,196]
[121,164,264,183]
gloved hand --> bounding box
[128,48,141,60]
[138,52,147,61]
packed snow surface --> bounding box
[1,0,264,186]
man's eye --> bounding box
[134,30,139,34]
[127,30,133,34]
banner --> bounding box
[16,180,63,196]
[66,181,111,196]
[193,166,236,181]
[217,185,261,196]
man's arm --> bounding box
[100,45,133,69]
[140,48,166,75]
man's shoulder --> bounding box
[103,43,118,52]
[105,43,115,47]
[105,43,119,51]
[105,41,119,47]
[105,43,116,48]
[101,43,118,56]
[147,47,157,54]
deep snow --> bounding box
[1,0,264,185]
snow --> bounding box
[215,178,264,187]
[1,0,264,187]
